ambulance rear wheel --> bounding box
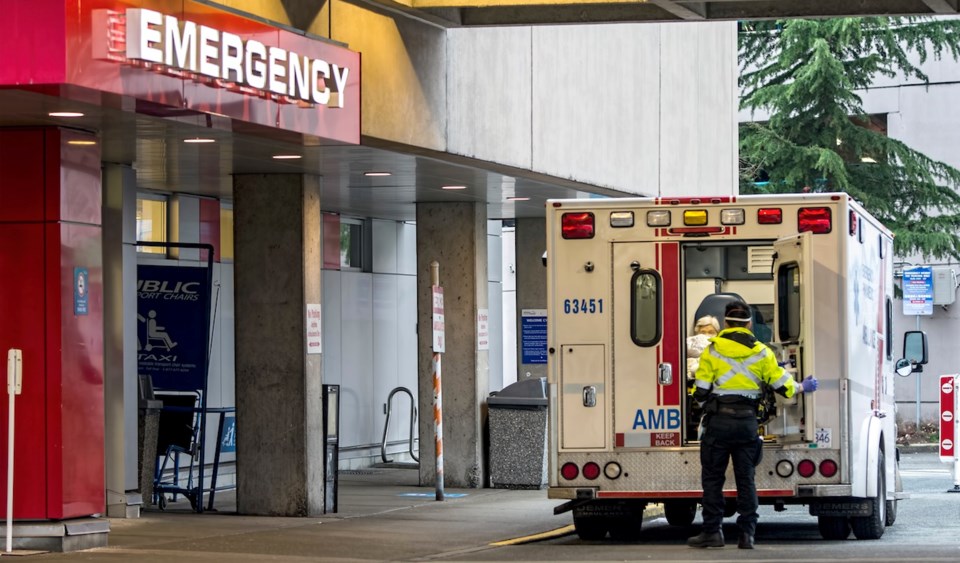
[850,451,886,540]
[664,500,697,527]
[817,516,850,540]
[573,516,608,541]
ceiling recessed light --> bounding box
[67,140,97,146]
[442,185,467,190]
[364,171,391,177]
[184,138,216,144]
[506,197,530,201]
[49,111,84,118]
[273,154,302,160]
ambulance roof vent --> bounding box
[748,247,775,274]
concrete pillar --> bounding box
[233,174,324,516]
[417,203,488,488]
[102,164,141,517]
[515,218,547,381]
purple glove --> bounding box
[800,376,818,393]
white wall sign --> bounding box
[306,304,322,354]
[477,308,489,351]
[432,286,445,353]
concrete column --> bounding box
[515,218,547,381]
[234,174,324,516]
[417,203,488,488]
[102,165,141,517]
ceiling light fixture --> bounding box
[506,196,530,201]
[49,111,84,118]
[364,171,391,177]
[67,140,98,146]
[442,185,467,190]
[184,137,216,144]
[273,154,302,160]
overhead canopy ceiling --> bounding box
[360,0,960,26]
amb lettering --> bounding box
[632,408,681,430]
[137,280,200,301]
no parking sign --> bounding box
[941,375,958,463]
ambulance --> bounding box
[545,193,921,541]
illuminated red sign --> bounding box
[941,375,956,462]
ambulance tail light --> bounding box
[582,462,601,480]
[819,459,838,478]
[797,459,817,478]
[561,462,580,480]
[757,208,783,224]
[562,212,595,239]
[798,207,832,234]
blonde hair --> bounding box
[694,315,720,335]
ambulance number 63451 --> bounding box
[563,298,603,314]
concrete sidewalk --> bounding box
[25,468,582,562]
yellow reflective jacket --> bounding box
[693,327,800,401]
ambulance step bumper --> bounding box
[796,484,852,497]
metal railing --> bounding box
[380,387,418,463]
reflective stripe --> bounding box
[695,379,712,390]
[709,344,764,388]
[770,371,793,389]
[711,388,760,399]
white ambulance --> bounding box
[545,193,921,541]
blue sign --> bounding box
[137,265,211,391]
[221,415,236,453]
[903,266,933,316]
[74,267,89,316]
[521,309,548,364]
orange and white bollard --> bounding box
[433,352,444,501]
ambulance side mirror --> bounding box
[897,330,928,377]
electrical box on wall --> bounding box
[933,267,957,305]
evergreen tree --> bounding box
[739,18,960,260]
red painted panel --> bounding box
[0,0,67,84]
[660,243,681,406]
[0,130,46,222]
[199,198,221,262]
[0,224,49,519]
[55,129,102,225]
[52,222,105,518]
[323,213,341,270]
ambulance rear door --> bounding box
[611,240,684,449]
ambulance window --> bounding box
[886,298,893,360]
[776,263,801,341]
[631,270,661,346]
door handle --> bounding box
[582,386,597,407]
[658,363,673,386]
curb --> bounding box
[899,443,938,453]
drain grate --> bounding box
[339,469,379,476]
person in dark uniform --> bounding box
[687,300,818,549]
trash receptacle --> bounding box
[487,377,548,489]
[137,375,162,507]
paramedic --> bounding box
[687,300,818,550]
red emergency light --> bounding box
[561,212,595,239]
[798,207,832,234]
[757,208,782,224]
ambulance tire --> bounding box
[573,516,608,541]
[663,500,697,527]
[817,516,850,540]
[850,451,886,540]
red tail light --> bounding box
[561,462,580,480]
[757,208,782,224]
[561,212,595,239]
[798,207,832,234]
[797,459,816,478]
[582,462,601,480]
[819,459,838,478]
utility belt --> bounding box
[704,394,758,419]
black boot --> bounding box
[738,533,755,549]
[687,530,724,548]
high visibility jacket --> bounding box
[693,327,800,402]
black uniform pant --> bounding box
[699,412,761,536]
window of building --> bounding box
[340,219,363,270]
[631,270,661,346]
[136,194,168,254]
[777,263,802,341]
[220,204,234,261]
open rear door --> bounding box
[772,232,817,442]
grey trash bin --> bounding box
[488,377,548,489]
